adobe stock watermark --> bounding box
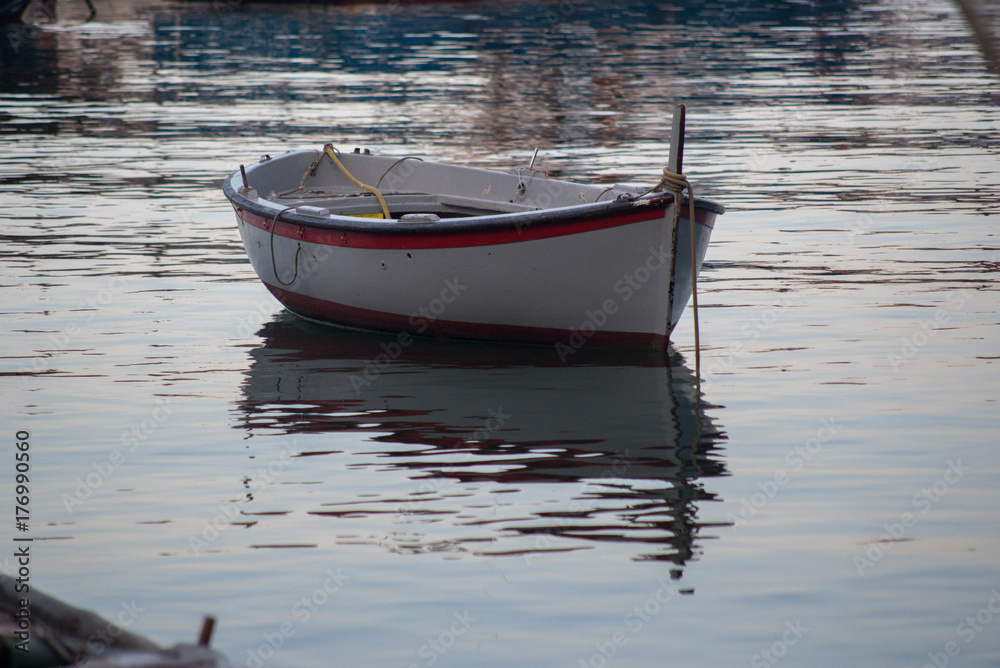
[512,172,573,226]
[383,406,511,553]
[469,407,511,443]
[188,501,245,555]
[845,156,933,246]
[540,0,594,29]
[522,450,633,565]
[5,22,41,54]
[844,199,890,247]
[750,620,810,668]
[703,296,795,382]
[853,458,969,575]
[556,245,672,361]
[233,298,279,339]
[407,610,477,668]
[243,568,351,667]
[887,290,972,371]
[20,276,131,383]
[921,588,1000,668]
[210,0,244,14]
[353,0,403,49]
[727,417,838,532]
[349,277,467,394]
[76,600,146,667]
[730,109,808,174]
[188,443,297,554]
[62,398,176,513]
[576,579,682,668]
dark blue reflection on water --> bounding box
[6,0,993,144]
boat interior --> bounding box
[239,147,645,221]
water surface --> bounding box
[2,0,999,666]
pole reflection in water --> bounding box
[234,314,729,572]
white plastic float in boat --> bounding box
[223,106,724,350]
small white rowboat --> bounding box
[224,107,723,351]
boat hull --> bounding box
[226,149,720,350]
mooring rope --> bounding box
[297,150,326,192]
[652,166,705,465]
[656,168,701,392]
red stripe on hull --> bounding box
[265,283,668,350]
[234,204,675,250]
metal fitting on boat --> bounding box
[398,213,440,223]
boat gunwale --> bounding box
[223,160,725,239]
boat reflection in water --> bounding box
[236,314,729,570]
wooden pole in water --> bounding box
[198,616,216,647]
[668,104,685,175]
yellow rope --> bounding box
[323,144,390,219]
[658,168,701,391]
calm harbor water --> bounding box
[2,0,999,666]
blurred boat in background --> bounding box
[0,0,33,22]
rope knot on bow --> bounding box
[658,167,701,389]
